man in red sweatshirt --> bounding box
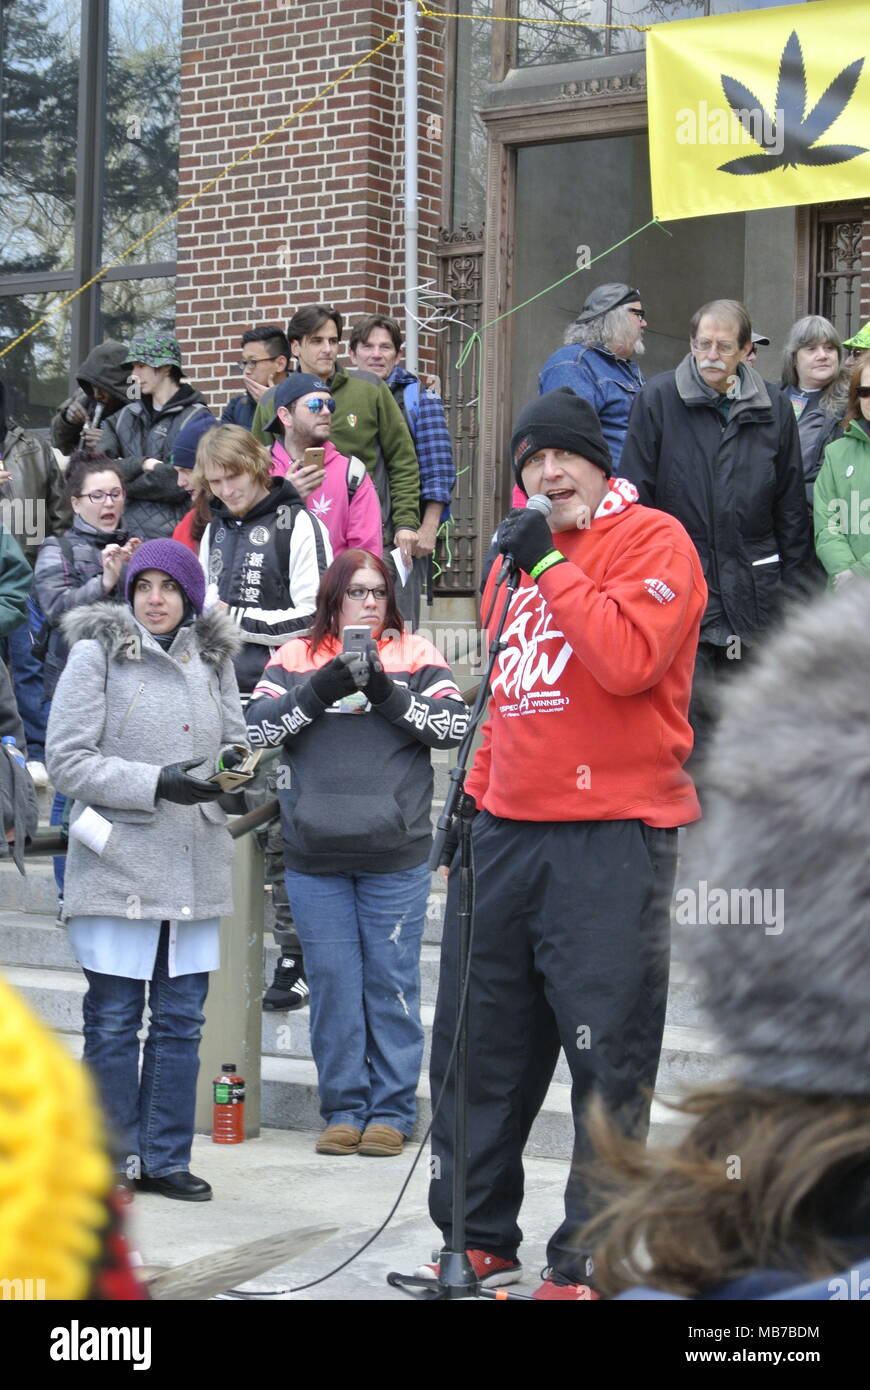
[419,388,707,1299]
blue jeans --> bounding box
[50,789,66,896]
[81,923,209,1177]
[0,602,49,759]
[285,863,430,1134]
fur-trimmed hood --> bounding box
[60,601,242,667]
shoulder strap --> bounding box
[345,454,367,500]
[272,499,329,603]
[402,379,420,436]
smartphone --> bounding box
[303,447,325,472]
[342,625,373,656]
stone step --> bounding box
[0,860,59,916]
[6,931,723,1112]
[3,963,86,1034]
[0,911,78,968]
[259,1055,691,1154]
[261,992,722,1092]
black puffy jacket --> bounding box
[98,386,211,540]
[621,356,812,645]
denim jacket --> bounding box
[538,344,644,474]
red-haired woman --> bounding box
[246,550,468,1157]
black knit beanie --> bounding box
[510,388,612,492]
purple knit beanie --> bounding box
[126,538,207,615]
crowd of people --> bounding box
[1,289,869,1301]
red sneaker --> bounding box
[533,1271,600,1300]
[414,1248,523,1288]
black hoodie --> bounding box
[50,341,131,454]
[200,478,332,694]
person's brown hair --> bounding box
[349,313,402,354]
[64,450,124,502]
[690,299,752,350]
[307,549,404,655]
[191,423,271,494]
[844,356,870,425]
[580,1086,870,1298]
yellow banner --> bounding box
[648,0,870,221]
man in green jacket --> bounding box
[250,304,420,573]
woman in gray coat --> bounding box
[46,538,247,1201]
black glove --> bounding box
[363,652,393,705]
[497,506,560,577]
[156,758,224,805]
[437,794,479,869]
[309,651,369,706]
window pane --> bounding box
[0,0,80,278]
[102,0,181,266]
[709,0,806,12]
[517,1,609,67]
[0,293,72,430]
[99,276,175,343]
[610,1,707,54]
[452,0,492,229]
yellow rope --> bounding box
[0,974,112,1299]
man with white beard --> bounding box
[537,282,647,474]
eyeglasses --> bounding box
[303,397,336,414]
[346,585,388,601]
[857,386,870,399]
[627,307,646,318]
[237,356,278,371]
[693,338,739,356]
[77,489,124,503]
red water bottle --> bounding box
[212,1062,245,1143]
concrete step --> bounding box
[0,859,59,916]
[260,1055,691,1153]
[3,963,86,1034]
[260,991,722,1093]
[0,911,77,968]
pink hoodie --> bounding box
[270,438,383,557]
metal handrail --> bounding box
[19,799,280,859]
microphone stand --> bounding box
[387,559,533,1302]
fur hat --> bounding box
[680,582,870,1096]
[126,538,206,615]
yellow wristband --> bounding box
[529,550,566,581]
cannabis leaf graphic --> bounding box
[717,30,867,175]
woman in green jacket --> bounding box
[813,359,870,588]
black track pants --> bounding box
[428,813,677,1282]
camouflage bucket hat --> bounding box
[843,321,870,350]
[125,331,184,372]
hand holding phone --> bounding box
[288,447,325,499]
[342,625,374,688]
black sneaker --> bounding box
[263,956,310,1011]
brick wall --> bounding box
[176,1,446,411]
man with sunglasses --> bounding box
[221,326,291,431]
[266,375,382,557]
[250,305,420,576]
[621,297,811,769]
[538,283,647,474]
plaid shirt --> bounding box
[388,365,456,521]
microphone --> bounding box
[90,402,105,430]
[496,493,553,585]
